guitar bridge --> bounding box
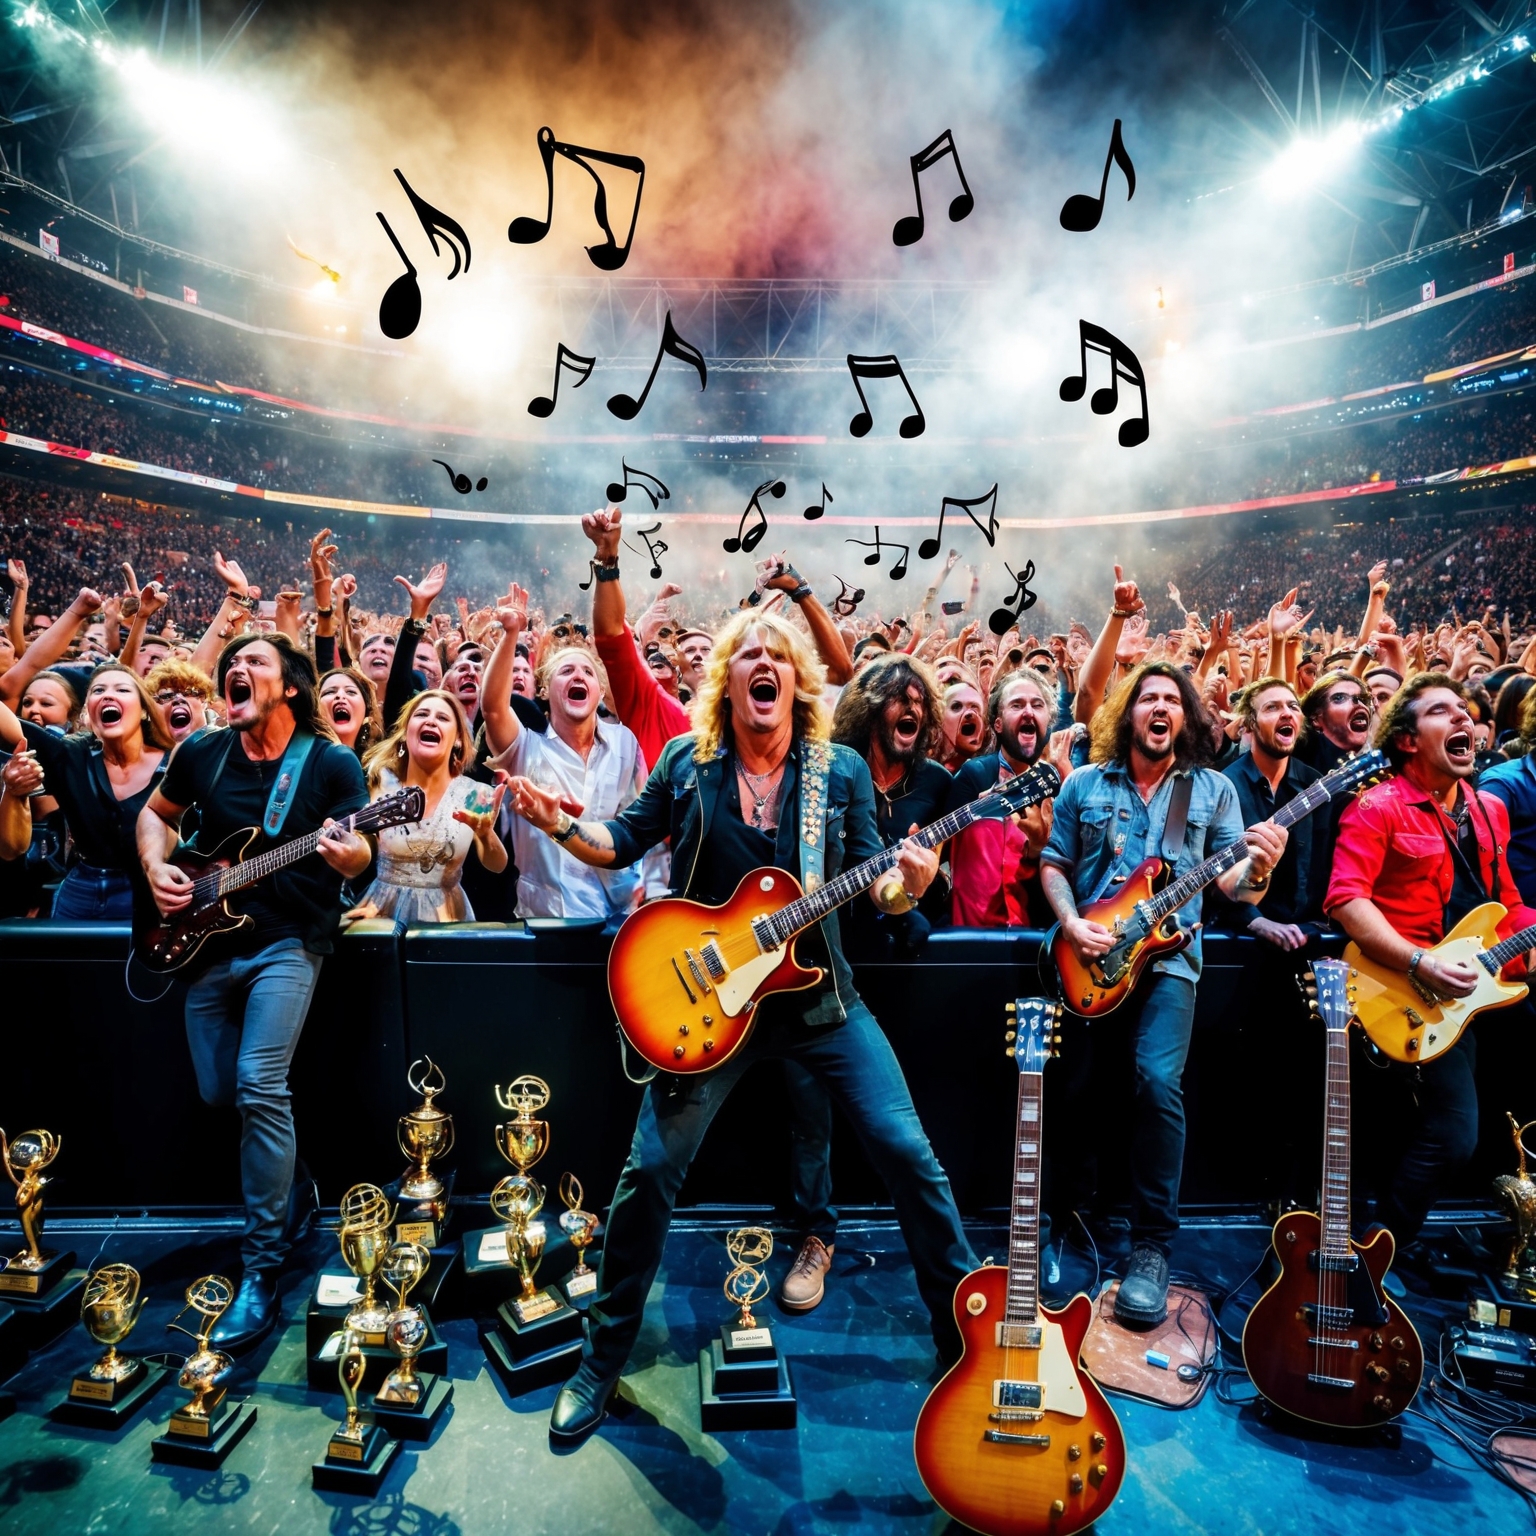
[684,950,713,995]
[983,1429,1051,1447]
[988,1408,1045,1423]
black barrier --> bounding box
[5,919,1532,1217]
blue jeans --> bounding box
[783,1060,837,1242]
[51,863,134,920]
[184,938,324,1273]
[587,997,977,1376]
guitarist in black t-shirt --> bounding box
[137,634,370,1352]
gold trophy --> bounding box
[0,1127,64,1293]
[398,1057,455,1204]
[558,1172,599,1299]
[699,1224,793,1427]
[311,1321,400,1489]
[337,1183,396,1339]
[376,1241,431,1406]
[166,1275,236,1436]
[328,1328,371,1460]
[1494,1112,1536,1300]
[723,1228,775,1351]
[494,1074,551,1184]
[490,1175,557,1324]
[69,1263,147,1402]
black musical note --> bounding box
[624,523,668,580]
[1059,120,1136,233]
[803,482,834,521]
[577,560,598,592]
[1059,321,1149,448]
[433,459,488,494]
[606,460,671,510]
[846,526,910,580]
[919,483,998,561]
[608,312,707,421]
[989,560,1038,635]
[845,354,925,439]
[831,577,865,617]
[724,479,786,555]
[892,129,975,247]
[395,169,471,278]
[528,342,597,419]
[375,213,421,340]
[508,126,645,272]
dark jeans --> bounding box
[1368,1031,1480,1247]
[51,863,134,920]
[782,1060,837,1243]
[184,938,324,1273]
[586,995,977,1376]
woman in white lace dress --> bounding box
[350,690,506,923]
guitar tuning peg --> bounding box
[1005,1030,1016,1041]
[1005,1044,1016,1057]
[1005,1002,1017,1014]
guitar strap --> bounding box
[202,728,317,841]
[1160,772,1194,864]
[797,738,833,894]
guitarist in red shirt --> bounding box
[1325,674,1535,1259]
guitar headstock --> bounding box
[1006,997,1061,1074]
[1329,748,1389,798]
[365,785,428,832]
[1301,957,1356,1033]
[979,762,1061,823]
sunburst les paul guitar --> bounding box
[134,786,426,973]
[914,998,1125,1536]
[1048,749,1386,1018]
[1241,958,1423,1427]
[1346,901,1535,1063]
[609,763,1060,1075]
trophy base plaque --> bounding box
[312,1422,401,1494]
[0,1248,76,1299]
[151,1400,257,1468]
[370,1372,453,1441]
[385,1169,456,1250]
[564,1268,598,1304]
[53,1362,171,1428]
[698,1343,797,1430]
[720,1321,777,1363]
[1469,1273,1536,1335]
[2,1266,87,1352]
[307,1311,447,1394]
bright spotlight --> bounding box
[1261,122,1363,197]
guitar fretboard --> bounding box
[757,765,1055,947]
[1480,919,1536,974]
[1320,1017,1353,1256]
[1005,1066,1044,1322]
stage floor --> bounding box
[0,1210,1526,1535]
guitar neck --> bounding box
[214,810,364,899]
[1006,1067,1043,1321]
[1481,920,1536,973]
[758,785,1033,946]
[1320,1020,1352,1255]
[1145,770,1335,921]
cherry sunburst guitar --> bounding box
[1241,958,1423,1427]
[1048,748,1386,1017]
[133,786,425,973]
[914,998,1125,1536]
[608,762,1060,1074]
[1346,900,1535,1063]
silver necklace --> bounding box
[738,763,784,830]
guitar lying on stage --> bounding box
[914,998,1125,1536]
[134,787,426,973]
[1347,900,1535,1063]
[1242,958,1423,1427]
[608,763,1060,1075]
[1048,749,1386,1018]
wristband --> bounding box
[315,606,333,618]
[594,564,622,583]
[1408,947,1425,977]
[229,592,258,613]
[1111,607,1138,619]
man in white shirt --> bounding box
[480,587,646,922]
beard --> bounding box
[877,717,922,766]
[1134,726,1175,761]
[998,722,1046,767]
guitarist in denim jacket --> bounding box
[502,609,978,1444]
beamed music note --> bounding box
[1059,320,1149,447]
[528,343,597,419]
[846,526,910,580]
[845,354,926,439]
[508,126,645,271]
[892,128,975,247]
[919,484,999,561]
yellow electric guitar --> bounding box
[1346,901,1535,1063]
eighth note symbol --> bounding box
[1060,119,1136,233]
[529,342,596,419]
[625,523,668,580]
[724,479,786,555]
[989,560,1038,636]
[803,483,833,521]
[892,128,974,247]
[846,526,910,581]
[433,459,488,494]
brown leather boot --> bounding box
[778,1235,835,1313]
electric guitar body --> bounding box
[135,828,262,973]
[1347,901,1530,1064]
[915,1273,1124,1536]
[1046,856,1188,1018]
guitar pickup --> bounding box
[983,1429,1051,1447]
[1300,1304,1354,1329]
[996,1323,1042,1349]
[1309,1252,1360,1274]
[701,940,727,981]
[993,1380,1043,1409]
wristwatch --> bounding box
[594,558,621,583]
[550,812,579,844]
[229,591,258,613]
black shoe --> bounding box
[209,1271,279,1356]
[283,1167,319,1249]
[1114,1244,1170,1329]
[550,1363,620,1443]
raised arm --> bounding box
[1356,561,1389,647]
[190,552,259,676]
[1075,566,1144,725]
[5,560,27,657]
[384,561,446,728]
[481,584,529,757]
[0,586,101,707]
[756,553,853,684]
[117,566,169,676]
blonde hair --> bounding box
[690,611,830,762]
[145,657,216,703]
[363,689,473,789]
[536,643,610,702]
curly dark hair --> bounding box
[1373,671,1466,770]
[1088,661,1214,770]
[831,653,942,762]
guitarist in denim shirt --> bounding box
[1041,663,1287,1327]
[502,609,978,1444]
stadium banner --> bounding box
[38,230,59,258]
